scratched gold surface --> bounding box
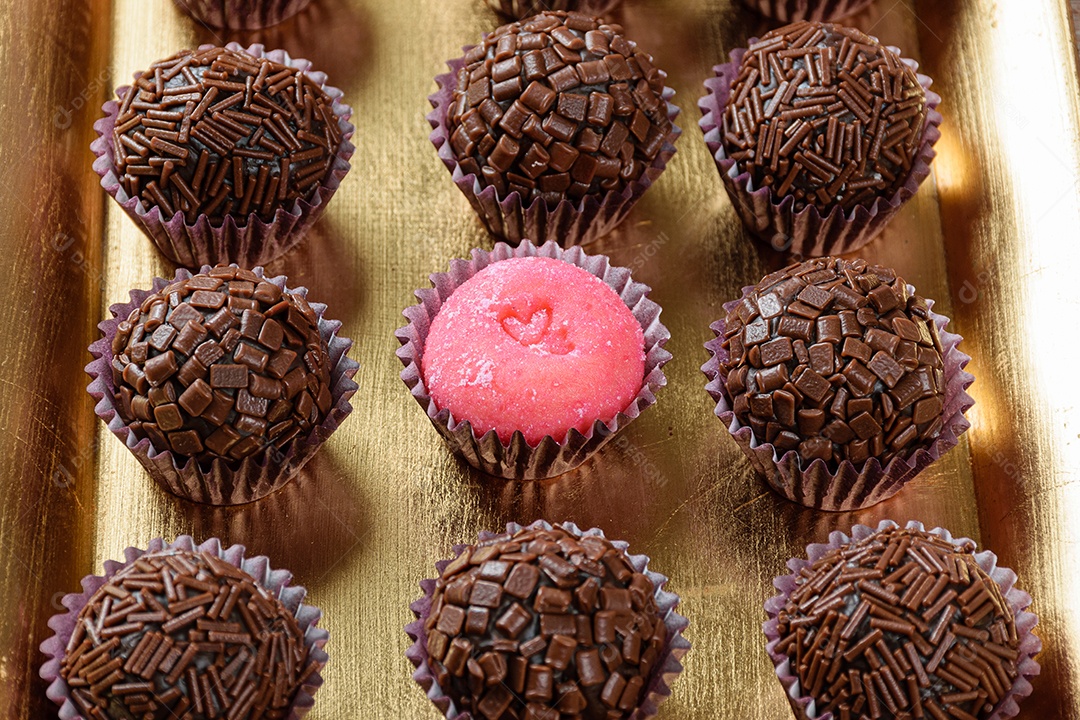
[1,0,1078,717]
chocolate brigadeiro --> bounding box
[484,0,623,20]
[114,46,339,225]
[110,265,332,463]
[89,264,359,505]
[722,23,926,215]
[766,522,1041,720]
[95,43,354,267]
[699,21,940,255]
[432,11,680,245]
[407,522,689,720]
[41,538,328,719]
[703,257,974,510]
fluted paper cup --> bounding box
[698,44,942,257]
[764,520,1040,720]
[92,42,355,268]
[702,284,973,511]
[40,535,328,719]
[87,265,359,505]
[396,240,670,480]
[406,520,690,719]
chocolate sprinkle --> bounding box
[720,257,946,468]
[776,526,1022,720]
[721,22,927,213]
[59,549,311,719]
[485,0,621,19]
[112,46,342,224]
[110,265,333,462]
[449,11,672,206]
[424,525,667,720]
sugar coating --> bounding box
[422,256,645,445]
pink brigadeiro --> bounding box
[422,256,645,446]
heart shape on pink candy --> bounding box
[499,299,573,355]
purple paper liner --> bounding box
[39,535,328,720]
[86,265,360,506]
[174,0,314,29]
[484,0,624,19]
[395,240,671,480]
[428,49,681,247]
[738,0,874,22]
[702,283,974,511]
[91,42,355,269]
[763,520,1041,720]
[698,43,942,257]
[405,520,691,720]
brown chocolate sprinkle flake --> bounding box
[721,257,945,468]
[59,549,310,720]
[777,526,1021,720]
[113,46,342,224]
[111,265,332,462]
[425,525,666,720]
[449,11,672,206]
[485,0,620,20]
[721,22,927,214]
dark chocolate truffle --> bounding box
[773,525,1024,719]
[719,257,945,468]
[721,22,927,214]
[109,265,333,462]
[112,46,343,224]
[423,524,668,719]
[448,12,673,207]
[58,549,311,719]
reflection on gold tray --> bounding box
[1,0,1079,717]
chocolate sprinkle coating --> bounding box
[720,257,946,469]
[110,265,333,463]
[59,549,311,719]
[112,46,343,224]
[721,22,927,214]
[776,526,1022,720]
[485,0,622,20]
[449,11,673,206]
[424,525,667,719]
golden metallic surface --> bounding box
[1,0,1078,717]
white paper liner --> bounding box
[395,241,671,480]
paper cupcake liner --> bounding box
[174,0,314,28]
[702,284,974,511]
[395,240,671,480]
[698,44,942,257]
[738,0,874,22]
[763,520,1041,720]
[86,265,360,506]
[40,535,329,720]
[484,0,625,19]
[92,42,355,269]
[405,520,691,720]
[428,51,681,247]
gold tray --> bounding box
[2,0,1078,717]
